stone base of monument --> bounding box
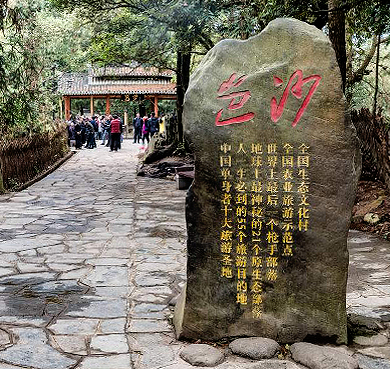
[178,340,363,368]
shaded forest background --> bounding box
[1,0,390,133]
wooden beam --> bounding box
[62,94,176,100]
[61,95,122,99]
[156,95,177,100]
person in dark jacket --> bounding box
[67,122,76,147]
[149,112,159,137]
[105,115,113,147]
[91,116,98,141]
[81,121,87,146]
[101,116,110,145]
[91,116,98,133]
[142,115,150,144]
[133,113,143,144]
[75,121,83,149]
[84,120,95,149]
[110,115,122,151]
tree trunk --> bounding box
[373,33,381,115]
[176,50,191,143]
[0,172,4,194]
[352,109,390,191]
[328,0,346,92]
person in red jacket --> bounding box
[110,115,122,151]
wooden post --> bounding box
[124,110,128,139]
[90,96,94,117]
[59,98,63,121]
[106,96,111,116]
[64,96,71,121]
[154,96,159,116]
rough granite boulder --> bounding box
[180,344,225,367]
[354,334,388,347]
[290,342,358,369]
[357,347,390,360]
[229,337,280,359]
[174,17,361,344]
[247,361,302,369]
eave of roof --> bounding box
[58,72,177,96]
[59,85,177,96]
[90,66,174,78]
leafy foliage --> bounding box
[351,43,390,119]
[0,0,43,133]
[347,0,390,37]
[2,0,390,137]
[89,10,176,70]
[36,5,92,72]
[214,0,328,40]
[0,0,92,135]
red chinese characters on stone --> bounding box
[215,73,255,126]
[271,70,322,127]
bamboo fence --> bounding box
[0,125,69,192]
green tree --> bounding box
[50,0,390,134]
[50,0,218,142]
[36,4,92,73]
[0,0,92,134]
[217,0,390,93]
[0,0,44,133]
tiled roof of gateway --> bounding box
[58,67,176,96]
[90,66,174,78]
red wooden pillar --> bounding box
[154,96,159,116]
[105,96,111,116]
[90,96,94,117]
[64,96,71,120]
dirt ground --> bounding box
[351,180,390,239]
[137,155,194,179]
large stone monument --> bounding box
[174,18,361,344]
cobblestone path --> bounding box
[1,141,390,369]
[0,142,188,369]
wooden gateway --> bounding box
[58,65,177,120]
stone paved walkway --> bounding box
[347,230,390,320]
[0,141,390,369]
[0,142,188,369]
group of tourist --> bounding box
[67,112,164,151]
[67,115,124,152]
[132,112,161,144]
